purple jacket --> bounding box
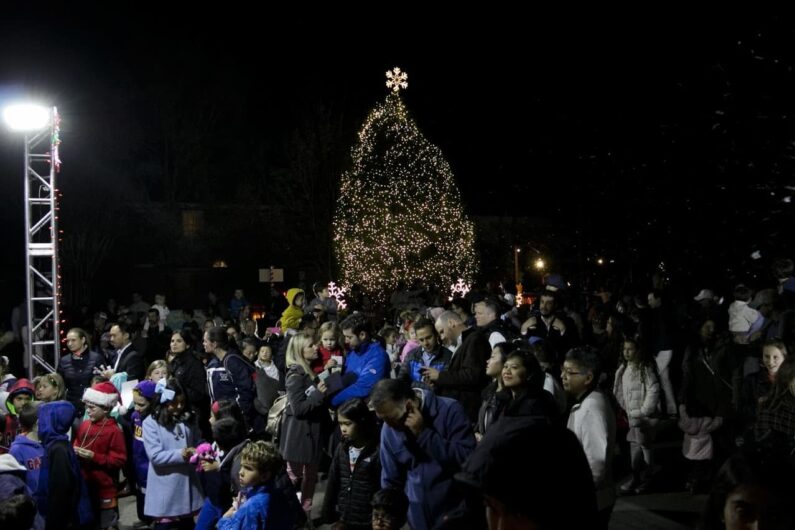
[132,411,150,488]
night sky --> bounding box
[2,10,794,314]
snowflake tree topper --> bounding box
[385,67,408,93]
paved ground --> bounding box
[120,481,706,529]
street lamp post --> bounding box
[514,247,521,284]
[4,103,62,377]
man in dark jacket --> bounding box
[104,322,145,381]
[430,311,491,423]
[399,317,452,390]
[371,379,475,530]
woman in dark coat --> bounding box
[167,330,210,438]
[57,328,104,419]
[278,334,330,519]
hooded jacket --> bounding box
[1,378,35,453]
[9,433,43,495]
[280,288,305,333]
[37,401,93,528]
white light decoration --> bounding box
[534,258,546,271]
[327,281,348,311]
[3,103,50,131]
[385,67,408,93]
[448,279,471,301]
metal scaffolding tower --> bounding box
[24,107,61,377]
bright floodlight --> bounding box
[3,104,50,131]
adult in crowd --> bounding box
[104,322,145,382]
[562,347,616,530]
[371,378,476,530]
[58,328,105,418]
[430,311,491,424]
[331,315,389,408]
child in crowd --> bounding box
[378,326,400,377]
[142,378,203,528]
[218,440,292,530]
[1,379,35,454]
[728,284,764,342]
[146,360,169,383]
[196,417,248,530]
[0,355,16,394]
[280,289,306,334]
[37,400,93,529]
[34,373,66,403]
[130,380,156,527]
[614,337,660,494]
[370,488,408,530]
[742,340,788,422]
[255,344,280,382]
[678,397,722,494]
[320,398,381,530]
[313,322,344,375]
[75,381,127,530]
[9,403,43,498]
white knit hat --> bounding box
[83,381,120,408]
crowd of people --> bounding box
[1,262,795,529]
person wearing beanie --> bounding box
[1,379,35,454]
[74,382,127,530]
[129,380,156,528]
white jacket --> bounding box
[567,389,616,510]
[678,404,723,461]
[614,363,660,427]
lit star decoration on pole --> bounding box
[449,279,471,301]
[385,67,408,93]
[334,68,478,301]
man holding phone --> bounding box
[371,378,476,530]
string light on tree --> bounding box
[448,279,472,301]
[334,67,478,300]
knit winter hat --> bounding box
[134,380,157,400]
[82,381,120,408]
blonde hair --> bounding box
[285,334,314,374]
[240,440,283,478]
[34,372,66,401]
[146,360,170,380]
[318,321,343,350]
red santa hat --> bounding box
[82,381,120,408]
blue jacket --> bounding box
[380,389,476,530]
[401,346,452,389]
[37,401,93,528]
[131,411,149,489]
[9,434,44,496]
[207,352,256,425]
[217,483,292,530]
[331,341,389,407]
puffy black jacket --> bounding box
[57,351,105,414]
[320,440,381,530]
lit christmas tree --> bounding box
[334,67,478,300]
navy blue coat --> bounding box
[380,389,476,530]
